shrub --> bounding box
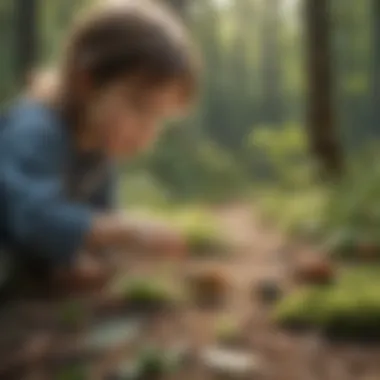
[177,210,232,256]
[135,347,178,379]
[274,266,380,340]
[56,365,87,380]
[257,188,327,241]
[119,277,182,312]
[320,149,380,260]
[247,123,316,189]
[119,172,169,208]
[215,316,243,347]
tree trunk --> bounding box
[15,0,38,86]
[372,0,380,137]
[260,0,283,125]
[305,0,344,179]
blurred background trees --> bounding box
[0,0,376,203]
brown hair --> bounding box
[58,0,199,104]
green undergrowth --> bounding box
[128,206,234,257]
[274,265,380,340]
[256,188,327,242]
[114,276,183,308]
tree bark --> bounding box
[305,0,344,179]
[15,0,38,86]
[260,0,283,125]
[372,0,380,136]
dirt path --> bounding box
[2,205,380,379]
[209,205,380,380]
[99,205,380,380]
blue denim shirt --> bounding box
[0,99,116,266]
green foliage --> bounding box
[173,208,232,256]
[135,129,248,203]
[56,365,87,380]
[215,316,241,345]
[2,0,374,208]
[119,172,170,208]
[57,300,87,329]
[274,266,380,339]
[184,222,230,256]
[120,276,182,307]
[125,206,234,256]
[320,149,380,258]
[257,188,327,240]
[136,347,177,378]
[248,123,315,189]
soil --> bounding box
[1,205,380,380]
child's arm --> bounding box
[3,112,183,267]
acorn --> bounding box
[186,270,229,309]
[293,256,335,285]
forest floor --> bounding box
[1,204,380,380]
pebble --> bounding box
[200,346,263,379]
[83,317,142,352]
[255,279,283,305]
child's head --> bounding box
[58,0,199,157]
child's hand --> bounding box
[53,254,110,294]
[88,214,187,259]
[134,220,187,258]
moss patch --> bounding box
[274,266,380,341]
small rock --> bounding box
[200,346,263,379]
[83,317,141,353]
[105,362,137,380]
[167,341,198,371]
[255,279,283,305]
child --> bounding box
[0,0,199,294]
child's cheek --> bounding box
[105,125,139,157]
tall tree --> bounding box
[260,0,283,125]
[372,0,380,136]
[305,0,344,178]
[15,0,38,86]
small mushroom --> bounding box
[293,256,335,285]
[186,270,229,309]
[254,279,283,305]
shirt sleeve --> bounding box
[3,115,94,266]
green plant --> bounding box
[124,206,233,256]
[120,277,182,310]
[257,188,327,241]
[183,222,231,256]
[274,266,380,340]
[56,365,87,380]
[248,123,316,189]
[215,316,242,345]
[313,148,380,259]
[57,300,87,329]
[135,347,177,379]
[175,208,232,255]
[119,172,170,208]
